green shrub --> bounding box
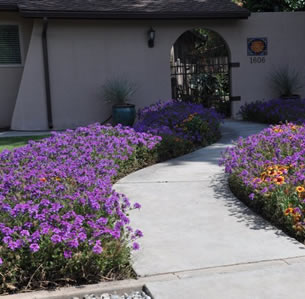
[0,124,161,293]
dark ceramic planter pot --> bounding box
[112,103,136,127]
[280,94,301,100]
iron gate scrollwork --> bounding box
[170,29,231,116]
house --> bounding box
[0,0,305,130]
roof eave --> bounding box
[20,10,251,20]
[0,4,18,11]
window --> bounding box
[0,25,21,65]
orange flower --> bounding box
[273,128,283,133]
[268,169,278,176]
[252,177,263,184]
[285,208,293,215]
[290,125,300,131]
[296,186,305,193]
[273,176,285,185]
[260,172,267,180]
[39,177,47,182]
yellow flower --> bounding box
[296,186,305,193]
[273,176,285,185]
[267,166,276,171]
[273,128,283,133]
[290,124,300,131]
[260,172,267,180]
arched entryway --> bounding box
[170,28,231,116]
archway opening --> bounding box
[170,28,231,116]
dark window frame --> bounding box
[0,24,22,66]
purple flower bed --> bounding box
[239,98,305,124]
[0,123,161,293]
[134,100,223,160]
[220,123,305,242]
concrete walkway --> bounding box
[115,120,305,298]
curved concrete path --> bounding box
[115,120,305,298]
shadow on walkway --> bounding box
[210,172,304,249]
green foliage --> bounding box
[0,143,154,293]
[194,29,228,57]
[1,238,133,293]
[190,73,219,98]
[182,115,220,146]
[0,126,160,294]
[285,0,305,10]
[156,114,221,161]
[155,135,194,161]
[235,0,305,11]
[102,77,137,105]
[176,29,230,115]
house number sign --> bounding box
[247,37,268,64]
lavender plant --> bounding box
[0,123,161,293]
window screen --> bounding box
[0,25,21,65]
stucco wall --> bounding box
[0,12,33,129]
[11,12,305,130]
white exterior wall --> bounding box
[11,12,305,130]
[0,12,32,128]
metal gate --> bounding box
[170,30,231,116]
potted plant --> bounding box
[103,77,137,126]
[269,65,304,100]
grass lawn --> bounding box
[0,135,50,152]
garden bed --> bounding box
[239,98,305,124]
[0,101,222,295]
[134,100,223,161]
[221,123,305,243]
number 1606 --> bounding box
[250,57,266,64]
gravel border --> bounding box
[71,290,152,299]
